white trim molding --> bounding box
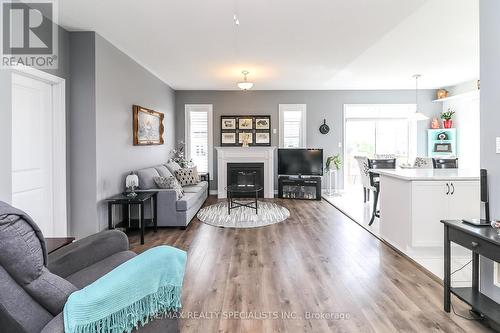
[184,104,213,179]
[215,146,276,199]
[278,104,307,148]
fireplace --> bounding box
[227,163,264,197]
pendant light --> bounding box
[237,70,254,90]
[410,74,429,121]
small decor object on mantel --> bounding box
[319,119,330,134]
[440,107,455,129]
[133,105,164,145]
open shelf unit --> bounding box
[427,128,457,157]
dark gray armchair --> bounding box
[0,201,178,333]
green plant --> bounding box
[325,154,342,171]
[440,107,456,120]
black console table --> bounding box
[278,176,321,201]
[442,219,500,325]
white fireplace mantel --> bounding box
[215,146,276,198]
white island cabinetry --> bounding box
[377,169,480,282]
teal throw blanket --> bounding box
[64,246,186,333]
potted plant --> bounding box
[440,108,455,129]
[325,154,342,196]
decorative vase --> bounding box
[443,120,453,128]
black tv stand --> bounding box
[278,176,321,201]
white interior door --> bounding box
[11,73,55,236]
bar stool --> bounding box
[368,158,396,226]
[432,158,458,169]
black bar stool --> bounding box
[368,158,396,226]
[432,158,458,169]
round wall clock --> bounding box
[319,119,330,134]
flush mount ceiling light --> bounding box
[410,74,429,121]
[237,70,254,90]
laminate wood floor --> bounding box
[129,196,494,333]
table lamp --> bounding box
[125,174,139,197]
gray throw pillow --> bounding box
[165,161,182,175]
[175,167,200,186]
[153,176,184,199]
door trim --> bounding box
[11,65,67,236]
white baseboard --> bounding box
[209,190,218,195]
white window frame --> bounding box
[184,104,213,179]
[278,104,307,148]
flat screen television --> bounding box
[278,148,323,176]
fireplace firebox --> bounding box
[227,163,264,198]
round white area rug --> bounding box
[197,201,290,228]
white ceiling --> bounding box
[58,0,479,90]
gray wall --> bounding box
[479,0,500,303]
[94,33,176,232]
[175,90,440,190]
[68,32,176,238]
[69,32,98,238]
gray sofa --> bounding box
[0,201,178,333]
[135,163,208,228]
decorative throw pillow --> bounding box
[165,161,182,175]
[175,167,200,186]
[153,176,184,199]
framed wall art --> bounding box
[220,115,271,147]
[238,118,253,130]
[133,105,164,145]
[221,132,237,145]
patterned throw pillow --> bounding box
[175,167,200,186]
[153,176,184,199]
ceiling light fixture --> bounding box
[410,74,429,121]
[233,14,240,25]
[237,70,253,90]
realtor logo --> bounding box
[1,0,58,69]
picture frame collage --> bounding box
[220,115,271,146]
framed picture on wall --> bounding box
[255,132,270,145]
[133,105,164,145]
[221,132,237,145]
[220,115,271,146]
[238,132,253,144]
[221,117,236,130]
[238,118,253,130]
[255,117,270,130]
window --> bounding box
[279,104,307,148]
[185,104,213,176]
[343,104,417,189]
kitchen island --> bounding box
[376,169,480,284]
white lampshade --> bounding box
[237,81,254,90]
[126,174,139,188]
[409,112,429,121]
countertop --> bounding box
[373,169,480,181]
